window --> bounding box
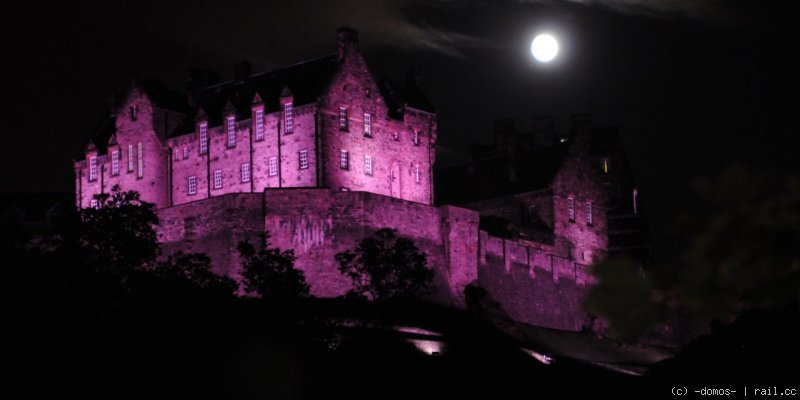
[111,151,120,176]
[284,102,293,133]
[213,170,223,189]
[128,145,134,172]
[241,163,250,182]
[339,107,348,130]
[254,108,264,141]
[299,149,308,170]
[268,157,278,176]
[129,105,137,121]
[363,113,371,137]
[173,149,181,161]
[413,131,420,146]
[199,122,208,155]
[602,158,609,174]
[364,155,373,176]
[137,142,143,178]
[89,157,97,181]
[568,197,575,222]
[183,147,188,159]
[340,150,349,170]
[226,116,236,148]
[415,164,420,183]
[188,176,197,195]
[392,132,399,141]
[90,199,98,209]
[587,201,593,226]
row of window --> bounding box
[191,105,424,162]
[567,197,593,226]
[88,142,143,181]
[338,150,421,183]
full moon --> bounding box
[531,34,559,63]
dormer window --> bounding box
[339,107,348,131]
[254,108,264,141]
[226,116,236,148]
[89,157,97,181]
[363,113,371,137]
[199,122,208,155]
[111,151,120,176]
[129,105,138,121]
[284,103,294,133]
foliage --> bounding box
[78,185,159,274]
[153,251,238,296]
[239,235,310,301]
[585,167,800,341]
[583,258,664,342]
[335,228,433,302]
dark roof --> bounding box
[435,142,570,205]
[78,115,116,158]
[141,79,190,113]
[172,55,339,136]
[378,78,436,119]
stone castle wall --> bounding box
[156,190,593,330]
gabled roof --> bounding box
[172,55,339,136]
[435,142,570,205]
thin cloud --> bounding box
[525,0,732,21]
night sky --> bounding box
[3,1,799,254]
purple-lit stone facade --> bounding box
[74,27,607,332]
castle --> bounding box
[74,27,646,331]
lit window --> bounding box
[90,199,98,209]
[227,116,236,148]
[129,105,137,121]
[213,170,223,189]
[254,108,264,141]
[128,145,134,172]
[111,151,120,176]
[413,131,420,146]
[299,149,308,170]
[173,149,181,161]
[339,107,348,130]
[363,113,371,137]
[199,122,208,155]
[284,103,293,133]
[340,150,349,170]
[587,201,593,226]
[89,157,97,181]
[137,142,143,178]
[603,158,609,174]
[188,176,197,195]
[241,163,250,182]
[415,164,420,183]
[364,155,373,176]
[183,147,188,159]
[568,197,575,222]
[268,157,278,176]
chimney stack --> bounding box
[337,26,359,62]
[234,60,252,82]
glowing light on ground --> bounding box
[409,339,444,355]
[531,34,559,63]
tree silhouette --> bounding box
[585,167,800,341]
[153,251,238,296]
[79,185,159,275]
[336,228,433,302]
[238,235,309,301]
